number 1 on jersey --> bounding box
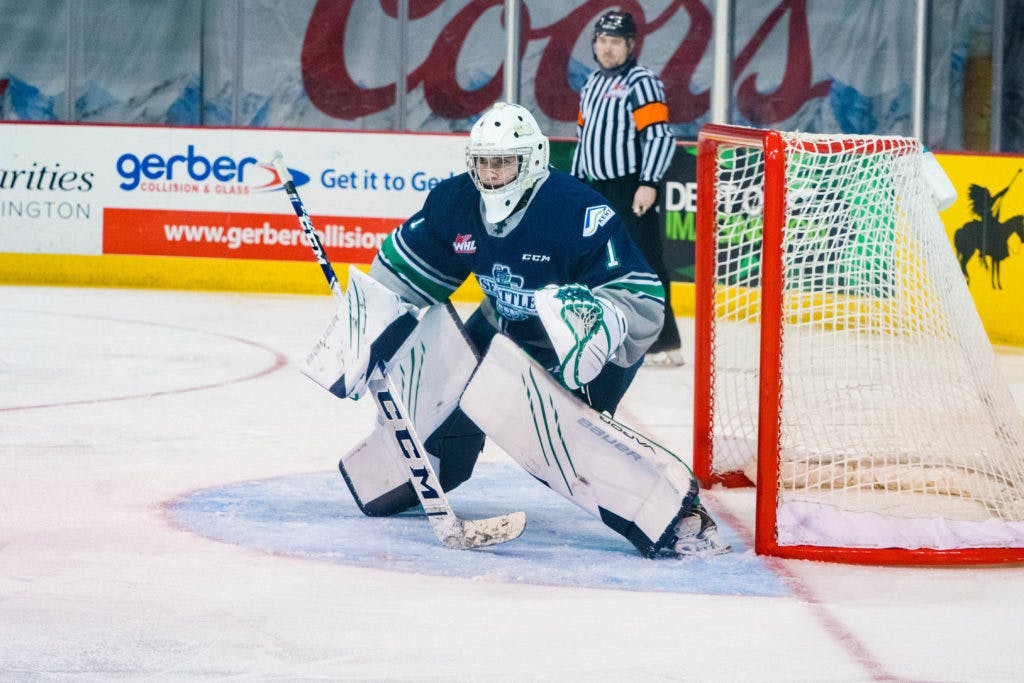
[605,240,621,269]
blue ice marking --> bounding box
[169,462,789,597]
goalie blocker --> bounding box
[313,273,719,557]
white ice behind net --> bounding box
[709,133,1024,549]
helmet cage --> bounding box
[467,148,531,194]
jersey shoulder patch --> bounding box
[582,204,615,237]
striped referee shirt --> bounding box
[570,60,675,185]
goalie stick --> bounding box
[271,151,526,550]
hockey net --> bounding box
[693,124,1024,564]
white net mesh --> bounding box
[705,131,1024,551]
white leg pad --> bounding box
[339,303,479,515]
[339,418,440,516]
[383,303,479,438]
[460,334,697,555]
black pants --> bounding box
[587,175,681,351]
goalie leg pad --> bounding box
[340,415,484,517]
[338,421,422,517]
[338,302,483,515]
[460,334,699,556]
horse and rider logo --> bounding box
[954,169,1024,289]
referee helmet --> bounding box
[592,11,637,41]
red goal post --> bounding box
[693,124,1024,565]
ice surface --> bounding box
[3,285,1024,681]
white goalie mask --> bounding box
[466,102,550,224]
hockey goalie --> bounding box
[301,103,729,558]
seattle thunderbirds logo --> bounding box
[477,263,535,321]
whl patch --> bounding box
[453,233,477,254]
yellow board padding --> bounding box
[0,252,697,315]
[0,252,487,302]
[669,281,695,317]
[1,252,335,294]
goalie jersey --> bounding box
[371,169,665,366]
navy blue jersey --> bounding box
[374,170,664,362]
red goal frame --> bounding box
[693,124,1024,565]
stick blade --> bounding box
[441,511,527,550]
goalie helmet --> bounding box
[466,102,550,224]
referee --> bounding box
[570,10,682,366]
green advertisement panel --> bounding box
[659,144,698,282]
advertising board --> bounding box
[0,123,466,264]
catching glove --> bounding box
[534,283,627,390]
